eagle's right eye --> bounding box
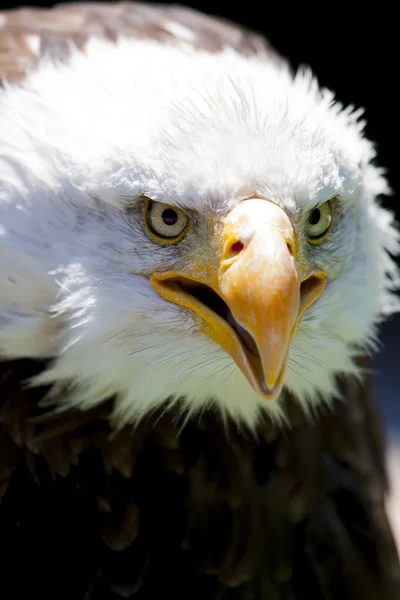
[144,198,190,244]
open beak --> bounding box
[150,199,325,401]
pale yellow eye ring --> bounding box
[306,200,332,244]
[143,197,190,244]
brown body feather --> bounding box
[0,358,399,599]
[0,3,399,599]
[0,2,281,84]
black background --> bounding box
[3,1,399,435]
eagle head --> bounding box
[0,38,398,428]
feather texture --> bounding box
[0,4,399,599]
[0,357,399,599]
[0,2,398,425]
[0,2,281,85]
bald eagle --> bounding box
[0,2,399,599]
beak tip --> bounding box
[261,379,282,398]
[261,355,288,397]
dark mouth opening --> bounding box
[173,278,260,358]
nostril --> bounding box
[230,241,244,254]
[225,240,245,260]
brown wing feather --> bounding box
[0,2,282,84]
[0,357,399,599]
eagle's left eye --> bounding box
[306,200,332,243]
[144,198,189,244]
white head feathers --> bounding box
[0,37,398,428]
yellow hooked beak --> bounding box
[150,199,326,401]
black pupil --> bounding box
[162,208,178,226]
[309,209,321,225]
